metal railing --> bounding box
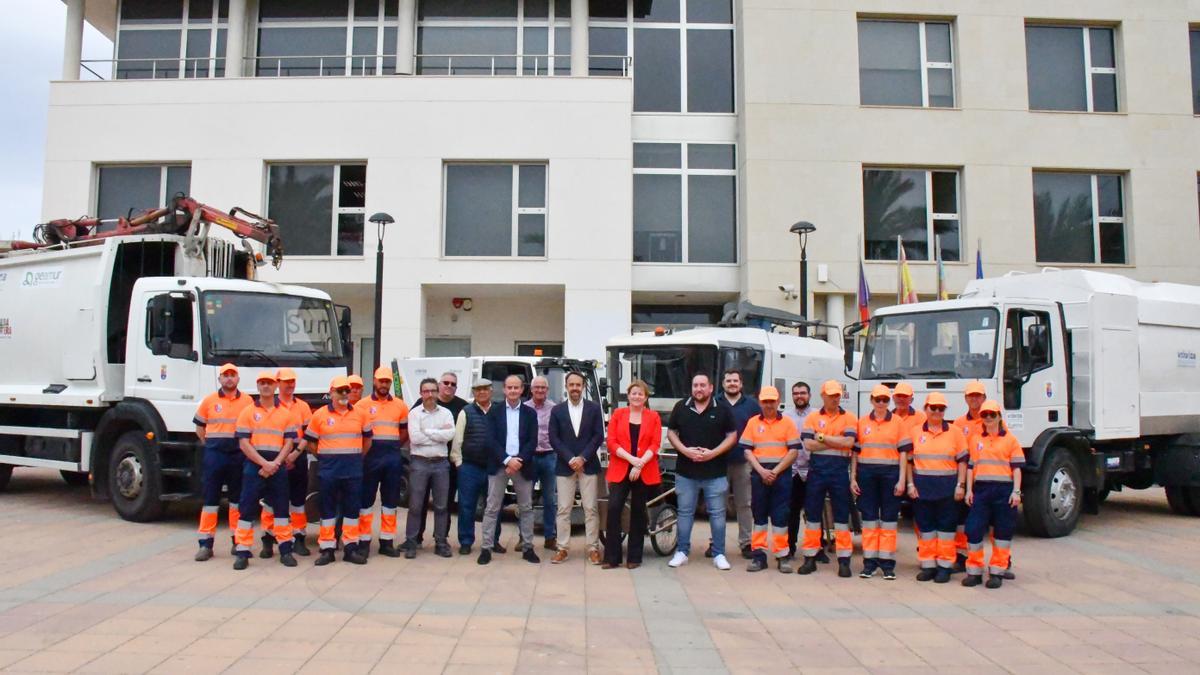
[414,54,631,77]
[80,57,225,81]
[250,55,397,78]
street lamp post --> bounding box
[789,221,817,337]
[369,212,394,371]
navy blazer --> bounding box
[548,399,605,476]
[487,400,538,479]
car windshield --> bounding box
[200,291,343,367]
[861,307,1000,380]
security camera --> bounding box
[778,284,797,299]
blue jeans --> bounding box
[533,452,558,540]
[675,475,728,557]
[456,462,490,548]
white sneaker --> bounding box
[668,552,689,568]
[713,554,731,571]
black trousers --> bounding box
[786,473,808,557]
[604,478,651,565]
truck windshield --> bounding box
[200,291,343,367]
[608,344,764,411]
[861,308,999,380]
[537,367,600,403]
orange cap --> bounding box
[348,375,364,388]
[275,367,297,382]
[330,375,351,390]
[373,366,394,381]
[218,363,238,375]
[964,380,987,397]
[820,380,843,396]
[893,382,914,397]
[870,384,892,399]
[924,392,949,408]
[981,399,1002,414]
[255,371,277,383]
[758,386,780,402]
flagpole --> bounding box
[896,235,902,305]
[935,234,943,300]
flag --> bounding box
[975,247,984,280]
[857,259,871,323]
[935,235,949,301]
[898,239,918,304]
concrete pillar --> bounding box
[62,0,84,81]
[570,0,588,76]
[395,0,416,74]
[224,0,247,77]
[824,294,846,348]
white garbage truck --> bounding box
[846,269,1200,536]
[0,199,352,521]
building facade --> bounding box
[42,0,1200,368]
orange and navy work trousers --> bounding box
[236,453,293,558]
[913,495,958,569]
[318,470,362,552]
[262,454,309,544]
[750,467,791,561]
[802,467,853,559]
[360,445,405,546]
[965,483,1017,576]
[856,466,900,572]
[197,441,243,549]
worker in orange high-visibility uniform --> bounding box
[963,400,1024,589]
[891,382,926,436]
[232,372,301,570]
[900,392,967,583]
[306,376,373,566]
[851,384,907,580]
[951,380,987,571]
[193,364,254,561]
[798,380,858,577]
[740,387,804,574]
[347,374,365,405]
[355,366,410,558]
[262,368,314,557]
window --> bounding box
[416,0,571,75]
[631,304,723,330]
[443,163,547,257]
[863,168,961,262]
[1032,171,1126,264]
[116,0,227,79]
[1191,28,1200,114]
[96,165,191,227]
[266,163,366,256]
[858,19,954,108]
[589,0,734,112]
[257,0,400,76]
[633,142,736,263]
[1026,25,1118,112]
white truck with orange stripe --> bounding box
[0,234,351,521]
[846,269,1200,537]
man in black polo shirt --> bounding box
[666,373,738,571]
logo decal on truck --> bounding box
[160,365,168,381]
[20,268,64,289]
[1045,382,1053,399]
[0,317,10,339]
[1179,350,1197,368]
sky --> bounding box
[0,1,111,241]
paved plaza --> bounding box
[0,468,1198,674]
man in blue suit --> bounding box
[478,375,540,565]
[548,371,605,565]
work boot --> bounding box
[292,537,311,557]
[797,557,818,575]
[985,575,1004,589]
[233,556,249,571]
[522,548,541,564]
[916,568,936,582]
[344,547,368,565]
[259,535,275,559]
[962,574,983,587]
[360,542,371,560]
[459,544,472,556]
[314,550,335,566]
[279,552,298,568]
[194,547,213,562]
[746,556,768,573]
[837,560,852,578]
[435,543,453,558]
[379,540,401,558]
[404,541,417,559]
[815,549,831,564]
[477,549,492,565]
[934,567,951,584]
[777,558,794,574]
[951,553,967,573]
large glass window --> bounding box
[858,19,954,108]
[1032,171,1126,264]
[416,0,570,75]
[1191,29,1200,115]
[266,163,366,256]
[634,142,736,264]
[863,168,961,262]
[590,0,734,112]
[257,0,400,76]
[444,163,548,257]
[96,165,192,227]
[1026,25,1118,112]
[116,0,227,79]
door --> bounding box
[1001,304,1068,446]
[130,291,201,430]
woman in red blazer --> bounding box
[602,380,662,569]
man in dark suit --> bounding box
[478,375,540,565]
[548,371,605,564]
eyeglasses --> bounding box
[980,412,999,419]
[333,387,351,395]
[441,380,457,387]
[927,405,947,412]
[872,397,891,404]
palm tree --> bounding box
[863,170,927,260]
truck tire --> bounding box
[1165,486,1200,516]
[0,464,11,492]
[60,470,90,487]
[1023,450,1082,537]
[108,431,165,522]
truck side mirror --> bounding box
[336,304,353,364]
[842,321,866,374]
[1027,324,1050,368]
[598,376,609,398]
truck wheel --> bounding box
[0,464,11,492]
[1023,450,1082,537]
[1165,486,1200,516]
[108,431,165,522]
[61,470,90,487]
